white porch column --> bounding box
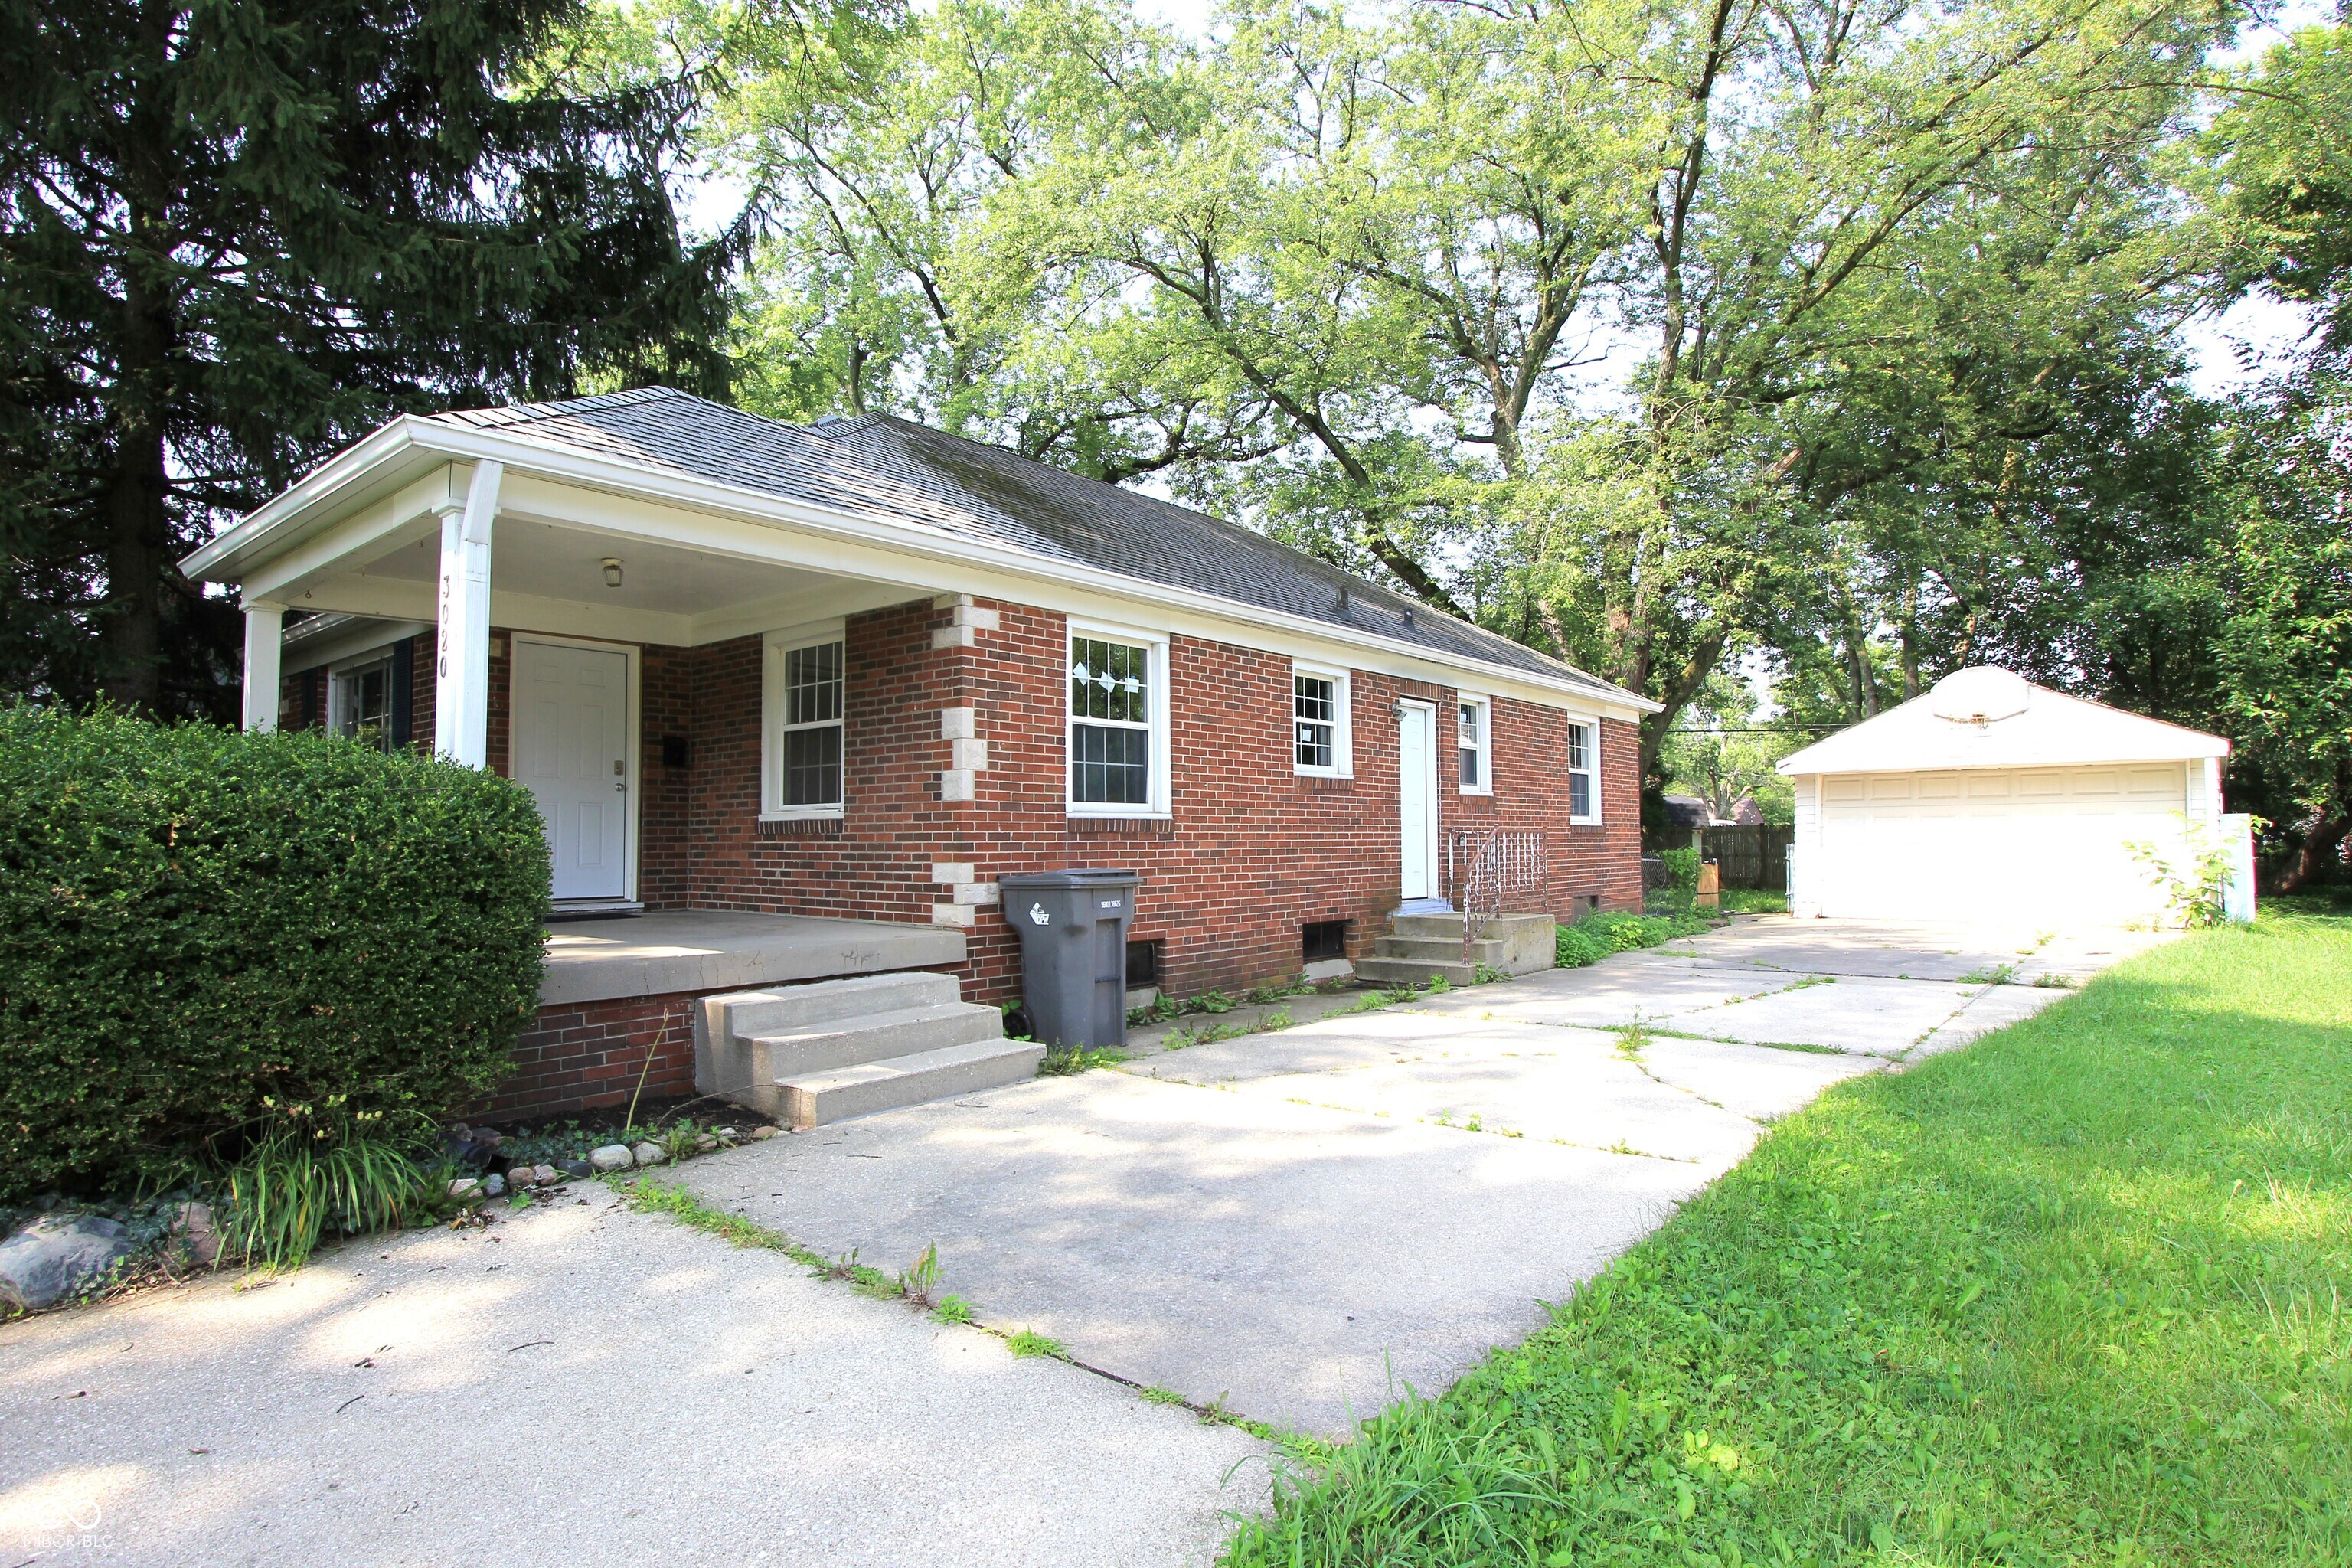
[434,460,503,767]
[240,601,285,733]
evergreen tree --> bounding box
[0,0,746,717]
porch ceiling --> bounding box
[289,515,924,646]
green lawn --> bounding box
[1225,904,2352,1567]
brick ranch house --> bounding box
[185,387,1654,1122]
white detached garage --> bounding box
[1778,667,2234,926]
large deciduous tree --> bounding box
[0,0,748,717]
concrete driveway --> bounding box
[667,916,2166,1436]
[1,915,2167,1566]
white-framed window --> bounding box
[762,622,847,818]
[1068,623,1169,815]
[1566,720,1600,822]
[1291,663,1352,777]
[1457,695,1491,794]
[331,655,395,752]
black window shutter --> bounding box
[391,637,415,747]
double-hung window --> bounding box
[1292,664,1351,777]
[332,655,394,751]
[1566,720,1599,822]
[1069,630,1162,812]
[763,626,846,818]
[1457,696,1491,793]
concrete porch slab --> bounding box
[541,911,965,1006]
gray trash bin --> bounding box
[998,870,1138,1051]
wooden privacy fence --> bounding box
[1698,824,1795,890]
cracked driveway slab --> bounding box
[672,1075,1702,1437]
[1395,962,1811,1027]
[0,1180,1263,1568]
[1653,975,1989,1055]
[1130,1011,1772,1168]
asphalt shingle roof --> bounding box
[426,386,1637,701]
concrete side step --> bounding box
[1354,956,1481,988]
[746,1002,1004,1082]
[710,971,964,1040]
[1388,912,1558,940]
[781,1039,1048,1129]
[1373,935,1510,965]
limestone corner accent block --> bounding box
[931,902,977,928]
[938,703,987,803]
[956,882,1001,906]
[929,594,999,648]
[930,862,975,884]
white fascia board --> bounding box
[197,418,1660,718]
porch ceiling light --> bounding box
[601,557,623,588]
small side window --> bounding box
[1567,721,1599,822]
[1302,920,1349,962]
[1458,697,1491,794]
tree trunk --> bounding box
[97,397,171,714]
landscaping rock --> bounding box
[170,1201,224,1268]
[694,1135,718,1152]
[630,1142,665,1167]
[0,1214,133,1312]
[558,1158,594,1181]
[482,1174,506,1198]
[588,1145,633,1173]
[447,1178,483,1202]
[532,1165,560,1187]
[750,1126,779,1141]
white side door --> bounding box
[512,638,630,902]
[1397,700,1440,903]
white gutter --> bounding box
[184,417,1661,716]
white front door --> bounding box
[512,638,630,902]
[1397,700,1440,903]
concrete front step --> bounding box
[1354,956,1482,988]
[746,1002,1006,1082]
[779,1038,1047,1129]
[705,971,962,1042]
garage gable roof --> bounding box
[1778,668,2229,776]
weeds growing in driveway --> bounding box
[1224,905,2352,1567]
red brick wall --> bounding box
[484,990,700,1121]
[667,596,1643,1004]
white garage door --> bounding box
[1810,765,2190,924]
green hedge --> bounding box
[0,707,551,1203]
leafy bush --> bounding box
[1557,910,1717,967]
[1658,845,1700,890]
[0,706,550,1204]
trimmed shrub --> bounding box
[0,707,550,1204]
